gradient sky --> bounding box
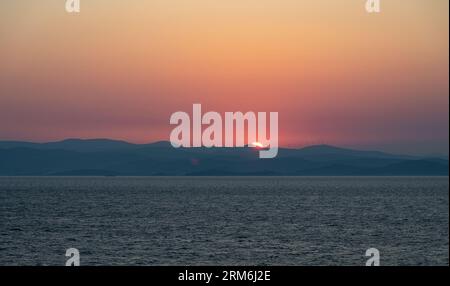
[0,0,448,155]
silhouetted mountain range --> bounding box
[0,139,448,176]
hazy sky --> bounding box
[0,0,448,155]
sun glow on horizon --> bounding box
[251,142,265,148]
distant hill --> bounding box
[0,139,448,176]
[0,139,171,152]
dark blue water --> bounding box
[0,176,448,266]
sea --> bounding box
[0,176,448,266]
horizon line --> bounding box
[0,137,448,158]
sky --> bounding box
[0,0,448,155]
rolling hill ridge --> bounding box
[0,139,447,176]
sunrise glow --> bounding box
[251,142,265,148]
[0,0,448,155]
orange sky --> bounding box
[0,0,448,154]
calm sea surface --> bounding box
[0,176,448,266]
